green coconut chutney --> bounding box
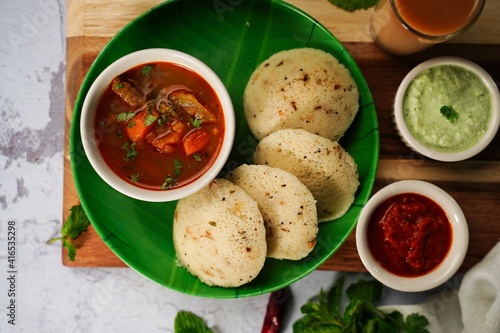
[403,65,492,153]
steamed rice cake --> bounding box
[253,129,359,222]
[244,47,359,141]
[227,164,318,260]
[173,178,267,288]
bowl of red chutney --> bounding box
[356,180,469,292]
[80,48,235,202]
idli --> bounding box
[253,129,359,222]
[173,178,266,287]
[244,47,359,141]
[227,164,318,260]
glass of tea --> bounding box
[370,0,485,55]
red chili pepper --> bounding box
[261,287,292,333]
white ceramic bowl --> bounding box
[356,180,469,292]
[394,57,500,162]
[80,48,235,202]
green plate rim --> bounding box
[70,0,379,298]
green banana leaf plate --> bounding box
[70,0,379,298]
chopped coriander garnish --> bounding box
[141,64,155,76]
[193,153,202,162]
[158,117,165,126]
[161,176,177,190]
[128,121,136,128]
[122,141,137,160]
[144,114,158,126]
[116,129,122,138]
[190,117,203,128]
[126,142,137,160]
[114,82,124,89]
[174,159,183,177]
[117,112,135,122]
[440,105,459,123]
[130,173,139,183]
[161,160,182,189]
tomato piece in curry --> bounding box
[94,62,225,190]
[367,193,452,277]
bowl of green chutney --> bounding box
[394,57,499,162]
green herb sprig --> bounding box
[440,105,459,123]
[161,176,177,190]
[141,64,155,76]
[144,114,158,126]
[130,173,140,183]
[293,277,430,333]
[190,117,203,128]
[328,0,379,12]
[47,205,91,261]
[174,159,183,176]
[174,311,213,333]
[161,159,183,189]
[122,141,138,160]
[117,112,135,123]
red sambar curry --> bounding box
[367,193,452,277]
[94,62,224,190]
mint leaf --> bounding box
[174,311,213,333]
[328,0,379,12]
[440,105,459,123]
[63,238,77,262]
[47,204,91,262]
[62,204,91,239]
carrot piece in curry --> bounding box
[125,105,159,142]
[183,129,210,155]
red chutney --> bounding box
[367,193,452,277]
[94,62,224,191]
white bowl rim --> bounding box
[356,180,469,292]
[80,48,235,202]
[394,56,500,162]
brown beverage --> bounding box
[371,0,485,55]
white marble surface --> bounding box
[0,1,462,332]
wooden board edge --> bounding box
[63,36,127,267]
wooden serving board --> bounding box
[63,0,500,270]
